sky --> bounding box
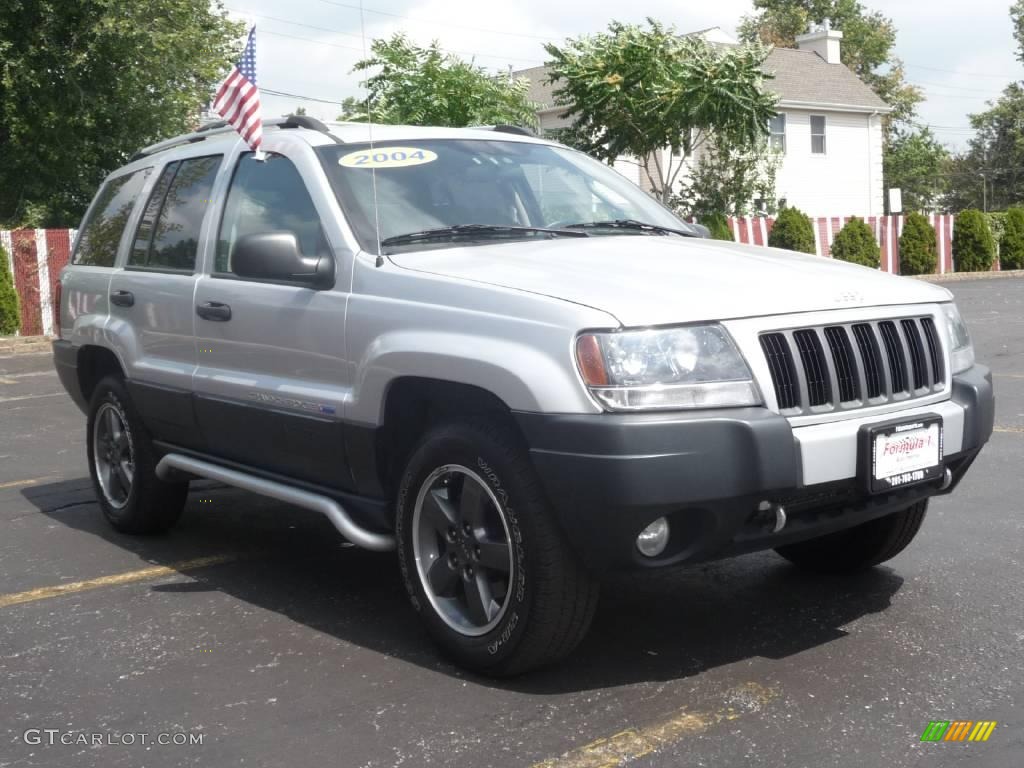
[226,0,1024,151]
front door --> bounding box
[191,147,354,490]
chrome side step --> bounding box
[155,453,396,552]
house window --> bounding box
[811,115,827,154]
[769,114,786,152]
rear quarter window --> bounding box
[73,168,151,267]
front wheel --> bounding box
[775,500,929,573]
[396,418,598,676]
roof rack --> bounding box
[490,124,537,137]
[130,115,341,161]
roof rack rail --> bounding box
[491,124,537,137]
[131,117,342,161]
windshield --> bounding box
[316,139,694,253]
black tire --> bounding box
[775,500,929,573]
[395,417,598,676]
[86,375,188,534]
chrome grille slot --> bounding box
[759,314,945,417]
[824,326,860,403]
[878,321,908,394]
[901,319,928,390]
[852,323,884,399]
[793,329,831,407]
[921,317,945,385]
[759,333,800,410]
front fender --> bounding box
[347,329,602,425]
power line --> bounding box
[311,0,556,41]
[245,12,545,64]
[905,62,1020,80]
[262,87,347,106]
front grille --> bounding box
[759,316,946,415]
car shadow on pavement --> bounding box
[22,479,905,694]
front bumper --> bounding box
[516,365,993,572]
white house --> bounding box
[516,27,893,217]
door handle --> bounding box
[110,290,134,308]
[196,301,232,321]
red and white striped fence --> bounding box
[1,229,76,337]
[0,217,997,337]
[726,214,968,275]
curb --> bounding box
[914,270,1024,283]
[0,335,52,357]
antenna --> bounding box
[358,0,385,267]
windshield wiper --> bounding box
[380,224,590,248]
[564,219,699,237]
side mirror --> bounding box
[231,232,334,289]
[689,222,711,239]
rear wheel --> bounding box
[775,500,929,573]
[87,376,188,534]
[396,417,598,676]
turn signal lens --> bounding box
[575,334,608,386]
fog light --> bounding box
[636,517,670,558]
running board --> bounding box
[155,454,396,552]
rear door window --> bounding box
[128,155,221,272]
[73,168,151,267]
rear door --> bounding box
[191,146,354,490]
[61,168,152,348]
[108,153,223,448]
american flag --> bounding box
[213,27,262,151]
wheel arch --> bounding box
[77,345,126,404]
[368,376,528,501]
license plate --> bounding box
[862,416,944,494]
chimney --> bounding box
[795,21,843,64]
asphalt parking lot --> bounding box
[1,277,1022,768]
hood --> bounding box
[389,236,950,327]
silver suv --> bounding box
[53,116,993,675]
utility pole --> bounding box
[980,172,987,212]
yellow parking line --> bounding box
[530,683,778,768]
[994,426,1024,434]
[0,554,238,609]
[0,476,54,490]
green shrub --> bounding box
[698,212,734,241]
[830,217,880,268]
[768,206,815,254]
[953,209,995,272]
[0,244,20,336]
[1000,207,1024,270]
[899,211,937,275]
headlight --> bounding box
[943,304,975,374]
[575,325,761,410]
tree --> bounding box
[1013,0,1024,65]
[1001,207,1024,270]
[738,1,923,130]
[898,211,937,275]
[544,20,778,204]
[698,213,734,241]
[339,34,538,129]
[883,128,950,212]
[673,136,782,218]
[953,209,996,272]
[0,245,19,335]
[830,217,879,268]
[0,1,244,228]
[768,206,816,253]
[946,83,1024,211]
